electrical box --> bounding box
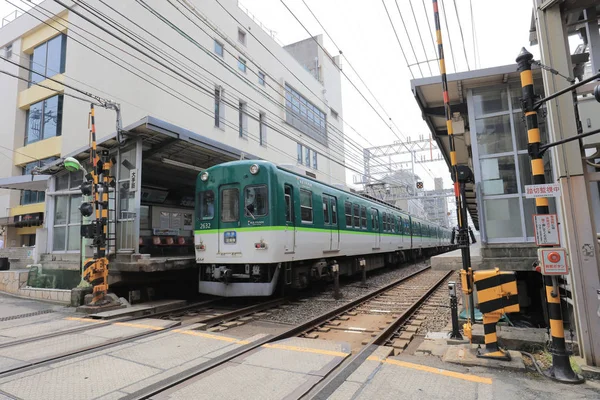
[579,96,600,149]
[537,248,569,275]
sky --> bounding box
[236,0,539,191]
[0,0,539,193]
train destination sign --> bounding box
[533,214,560,246]
[524,183,561,198]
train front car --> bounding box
[195,161,280,297]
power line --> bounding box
[469,0,478,69]
[393,0,424,77]
[381,0,413,80]
[0,66,102,105]
[279,0,438,181]
[452,0,471,71]
[26,0,408,188]
[407,0,433,76]
[439,0,456,73]
[420,0,441,75]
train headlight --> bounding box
[200,171,209,182]
[249,164,260,175]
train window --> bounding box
[391,216,396,233]
[244,185,267,217]
[382,212,387,232]
[371,208,379,231]
[353,204,360,228]
[360,206,367,229]
[197,190,215,219]
[300,189,313,223]
[398,216,403,234]
[285,186,293,223]
[221,188,239,222]
[331,199,337,225]
[345,201,352,227]
[323,197,330,224]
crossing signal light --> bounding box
[80,202,94,217]
[416,181,424,189]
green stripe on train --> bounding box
[194,226,417,238]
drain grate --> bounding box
[0,309,55,322]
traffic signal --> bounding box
[416,181,424,189]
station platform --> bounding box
[431,241,482,270]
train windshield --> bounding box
[244,185,268,217]
[198,190,215,219]
[221,188,239,222]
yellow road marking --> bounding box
[262,343,348,358]
[65,317,108,324]
[114,322,164,331]
[367,357,493,385]
[174,329,250,344]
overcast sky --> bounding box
[0,0,541,191]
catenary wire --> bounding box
[439,0,456,73]
[452,0,471,71]
[394,0,425,77]
[15,1,413,189]
[407,0,433,76]
[420,0,441,75]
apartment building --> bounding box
[0,0,345,276]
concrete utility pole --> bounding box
[533,0,600,368]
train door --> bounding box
[323,195,339,251]
[218,184,241,254]
[371,208,381,249]
[284,185,295,253]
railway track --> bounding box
[125,266,452,400]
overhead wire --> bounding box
[18,0,408,188]
[439,0,456,73]
[80,0,381,177]
[381,0,414,80]
[407,0,433,76]
[469,0,478,69]
[393,0,425,77]
[452,0,471,71]
[280,0,440,181]
[420,0,441,75]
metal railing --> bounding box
[118,211,136,253]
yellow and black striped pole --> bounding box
[83,104,112,305]
[432,0,475,323]
[516,48,583,383]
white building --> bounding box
[0,0,345,282]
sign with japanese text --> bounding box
[533,214,560,246]
[524,183,561,198]
[538,248,569,275]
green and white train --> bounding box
[194,160,453,297]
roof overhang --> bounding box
[410,64,544,230]
[38,116,259,175]
[0,174,50,191]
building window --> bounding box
[297,143,303,164]
[25,95,63,145]
[238,28,246,45]
[300,189,313,223]
[5,43,12,59]
[258,71,265,86]
[331,109,338,120]
[29,34,67,86]
[238,57,247,73]
[214,40,224,57]
[305,147,311,166]
[214,87,224,128]
[239,101,247,138]
[259,112,267,146]
[53,194,82,251]
[285,84,327,145]
[313,151,318,170]
[20,157,57,205]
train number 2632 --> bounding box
[198,223,212,229]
